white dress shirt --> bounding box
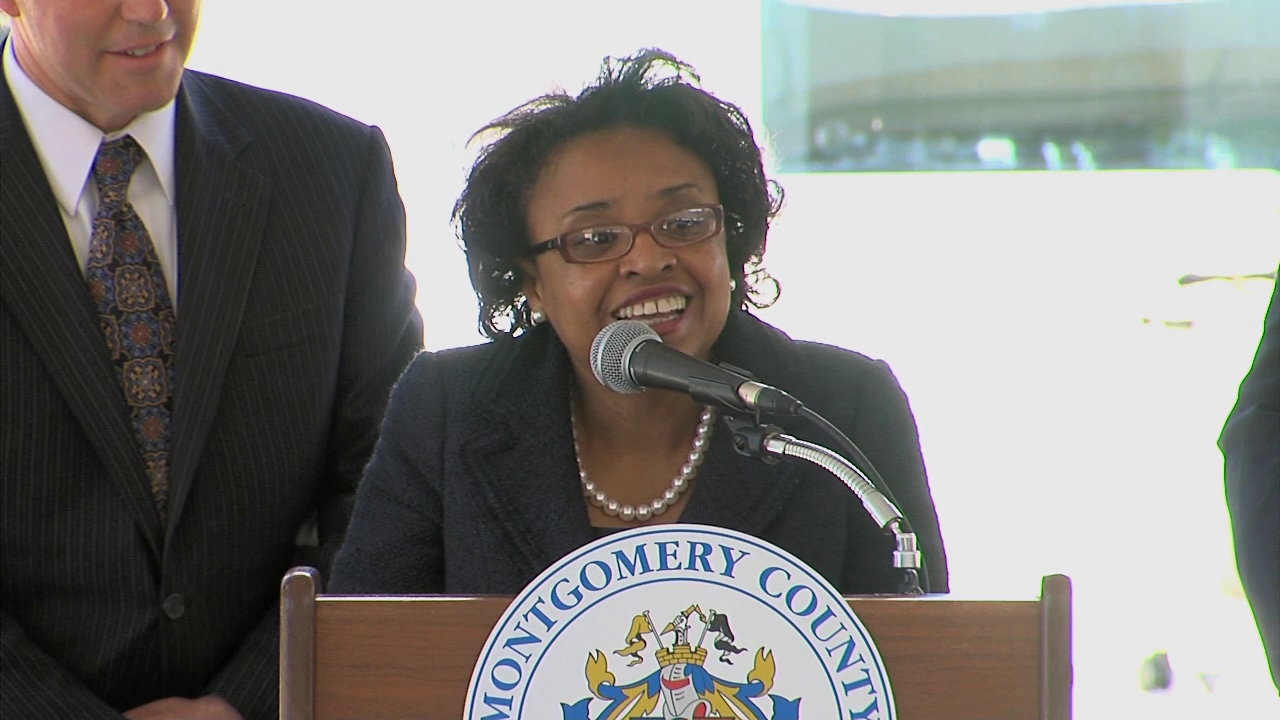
[4,38,180,304]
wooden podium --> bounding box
[280,568,1071,720]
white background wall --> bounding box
[188,1,1279,715]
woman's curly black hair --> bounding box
[453,48,784,340]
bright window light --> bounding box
[788,0,1215,17]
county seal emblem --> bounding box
[464,525,895,719]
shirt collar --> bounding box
[4,36,178,213]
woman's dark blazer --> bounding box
[330,310,948,596]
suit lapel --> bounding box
[163,74,272,542]
[461,330,596,579]
[1,64,164,556]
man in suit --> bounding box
[0,2,423,718]
[1220,268,1280,692]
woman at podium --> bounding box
[329,49,949,597]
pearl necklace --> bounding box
[571,404,717,522]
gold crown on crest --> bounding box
[655,645,708,668]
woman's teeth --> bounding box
[615,295,687,320]
[125,45,159,57]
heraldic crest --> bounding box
[560,602,801,719]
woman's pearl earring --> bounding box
[530,308,547,326]
[729,278,738,292]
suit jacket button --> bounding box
[162,593,185,620]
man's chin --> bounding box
[110,81,182,120]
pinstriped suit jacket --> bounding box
[0,59,424,718]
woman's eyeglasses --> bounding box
[526,204,724,264]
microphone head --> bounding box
[590,320,660,394]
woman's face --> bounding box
[523,126,733,370]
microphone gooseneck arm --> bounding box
[795,406,913,533]
[728,420,924,597]
[790,405,932,594]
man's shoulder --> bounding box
[180,69,373,138]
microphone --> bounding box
[590,320,929,593]
[589,320,803,416]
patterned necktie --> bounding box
[85,135,175,525]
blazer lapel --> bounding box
[0,67,164,556]
[163,74,272,542]
[460,330,596,579]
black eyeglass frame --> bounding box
[525,204,725,264]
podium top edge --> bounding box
[314,593,1049,603]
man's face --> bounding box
[2,0,201,132]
